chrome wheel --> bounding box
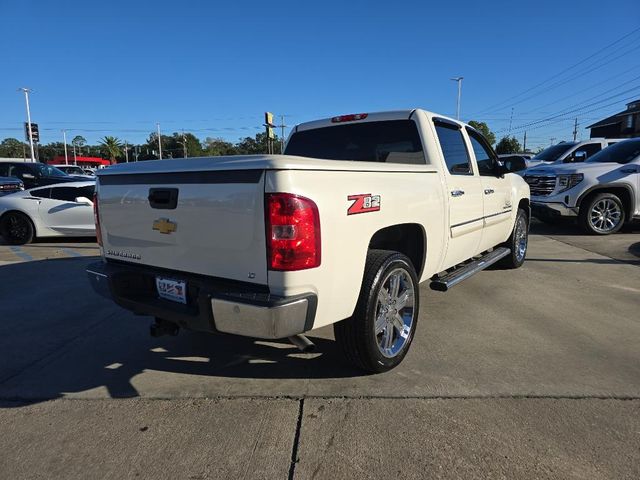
[374,267,416,358]
[514,215,528,262]
[589,199,622,234]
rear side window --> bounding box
[284,120,425,164]
[30,188,50,198]
[50,187,81,202]
[434,123,472,175]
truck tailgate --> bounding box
[97,170,267,285]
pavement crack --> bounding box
[288,398,304,480]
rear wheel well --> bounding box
[368,224,426,278]
[579,188,633,218]
[518,198,530,221]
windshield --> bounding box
[586,139,640,164]
[284,120,425,164]
[63,166,85,174]
[33,164,68,177]
[532,143,576,162]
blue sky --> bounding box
[1,0,639,150]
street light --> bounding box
[450,77,463,120]
[18,87,36,162]
[156,123,162,159]
[62,130,69,165]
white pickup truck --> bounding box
[87,110,530,372]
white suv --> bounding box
[525,138,640,234]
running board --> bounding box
[429,247,511,292]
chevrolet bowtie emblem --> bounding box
[153,218,177,234]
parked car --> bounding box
[87,109,530,372]
[0,181,96,244]
[0,177,24,197]
[0,162,78,189]
[528,138,624,168]
[525,138,640,234]
[50,164,95,179]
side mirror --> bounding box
[572,151,587,162]
[21,173,36,180]
[75,196,94,206]
[502,157,527,173]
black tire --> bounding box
[498,208,528,269]
[334,249,419,373]
[0,212,35,245]
[578,192,625,235]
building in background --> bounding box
[47,156,113,169]
[587,99,640,139]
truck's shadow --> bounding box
[0,257,367,406]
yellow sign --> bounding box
[153,218,177,234]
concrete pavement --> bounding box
[0,227,639,479]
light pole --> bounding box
[156,123,163,159]
[18,87,36,162]
[62,130,69,165]
[450,77,463,120]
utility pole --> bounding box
[62,130,69,165]
[450,77,463,120]
[156,123,163,159]
[18,88,36,162]
[572,118,578,141]
[135,145,139,162]
[124,141,129,163]
[508,107,514,135]
[278,115,288,153]
[523,131,527,152]
[73,144,77,164]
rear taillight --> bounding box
[93,192,102,246]
[266,193,321,271]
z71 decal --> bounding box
[347,193,381,215]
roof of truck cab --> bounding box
[293,109,461,132]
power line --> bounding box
[494,87,640,134]
[472,25,640,116]
[504,94,640,136]
[482,41,640,117]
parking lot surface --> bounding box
[1,222,639,479]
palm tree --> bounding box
[99,136,123,162]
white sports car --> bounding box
[0,181,96,245]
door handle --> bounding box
[484,189,495,195]
[451,190,465,197]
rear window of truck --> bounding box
[284,120,425,164]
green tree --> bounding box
[235,132,281,155]
[0,138,26,158]
[99,136,123,161]
[495,136,522,154]
[71,135,87,155]
[204,137,237,156]
[170,132,204,158]
[37,142,65,163]
[468,121,496,145]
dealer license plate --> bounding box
[156,277,187,304]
